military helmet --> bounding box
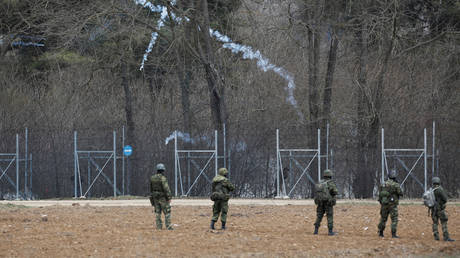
[156,163,166,172]
[323,169,333,178]
[218,168,228,176]
[432,177,441,185]
[388,169,397,179]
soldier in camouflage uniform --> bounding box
[430,177,454,241]
[314,169,339,236]
[210,168,235,230]
[149,163,173,230]
[377,170,402,238]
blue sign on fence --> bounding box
[123,145,133,156]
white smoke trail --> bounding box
[134,0,168,70]
[210,29,303,120]
[134,0,163,12]
[134,1,303,119]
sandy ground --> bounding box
[2,198,454,207]
[1,198,317,207]
[0,199,459,257]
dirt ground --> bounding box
[0,200,459,257]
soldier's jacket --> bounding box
[433,186,448,210]
[326,180,339,200]
[150,173,172,201]
[379,179,403,205]
[211,175,235,201]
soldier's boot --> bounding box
[378,225,385,238]
[433,223,439,240]
[328,228,336,236]
[391,230,399,238]
[441,222,453,241]
[210,220,215,230]
[156,219,162,230]
[165,214,173,230]
[221,221,226,230]
[155,213,163,230]
[313,226,319,235]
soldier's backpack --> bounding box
[378,183,392,205]
[423,187,438,208]
[315,180,332,203]
[150,175,165,198]
[210,180,227,201]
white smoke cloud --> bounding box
[165,131,209,145]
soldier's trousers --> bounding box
[431,208,449,240]
[378,204,398,233]
[212,200,229,223]
[154,198,171,229]
[314,202,334,230]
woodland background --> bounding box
[0,0,459,199]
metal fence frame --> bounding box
[276,127,329,198]
[74,130,121,198]
[381,122,436,192]
[0,129,33,199]
[0,134,19,198]
[174,130,218,197]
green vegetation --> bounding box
[0,203,28,209]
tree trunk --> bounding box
[121,61,135,144]
[121,60,136,194]
[51,133,60,198]
[322,33,338,128]
[367,6,397,189]
[170,2,193,135]
[354,20,371,198]
[321,30,339,169]
[354,4,396,198]
[307,27,320,139]
[304,0,323,196]
[194,0,228,168]
[198,0,227,132]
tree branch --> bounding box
[394,31,446,58]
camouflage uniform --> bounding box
[314,170,338,235]
[377,174,402,238]
[431,177,454,241]
[210,168,235,230]
[150,164,173,230]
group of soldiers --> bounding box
[376,170,454,241]
[149,163,454,242]
[149,163,234,231]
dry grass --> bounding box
[0,203,459,257]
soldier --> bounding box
[377,169,402,238]
[430,177,454,241]
[149,163,173,230]
[210,168,235,230]
[314,169,339,236]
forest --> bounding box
[0,0,459,199]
